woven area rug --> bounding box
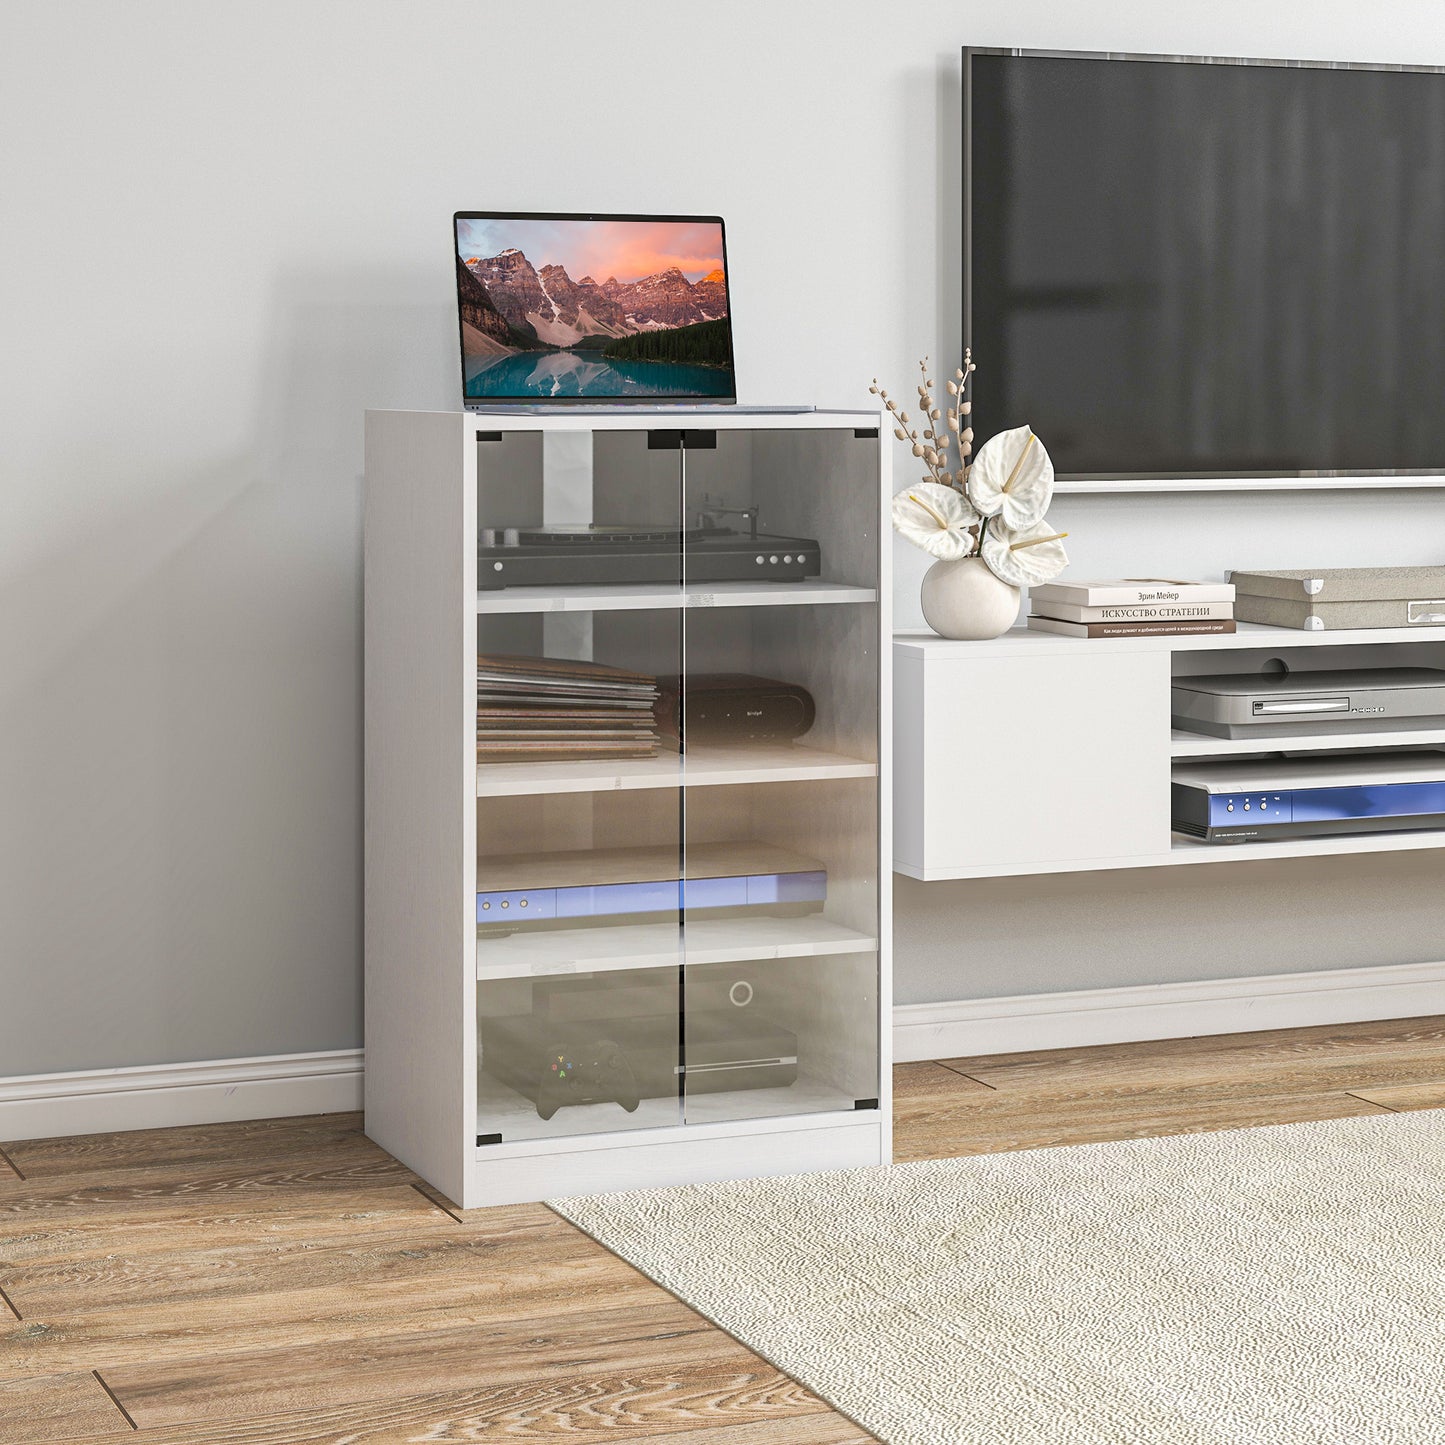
[553,1111,1445,1444]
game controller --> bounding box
[535,1039,642,1121]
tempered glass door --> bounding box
[678,426,882,1125]
[474,426,686,1144]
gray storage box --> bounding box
[1229,566,1445,631]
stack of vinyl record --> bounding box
[477,654,661,763]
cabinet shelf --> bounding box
[476,915,878,980]
[476,741,877,797]
[897,621,1445,659]
[477,579,877,615]
[1170,723,1445,757]
[1168,829,1445,865]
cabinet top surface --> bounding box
[367,407,883,433]
[894,622,1445,658]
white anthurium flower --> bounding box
[981,514,1070,587]
[966,424,1054,527]
[891,482,981,561]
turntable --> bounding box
[478,513,823,590]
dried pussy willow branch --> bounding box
[870,350,977,494]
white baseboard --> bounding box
[893,959,1445,1062]
[0,1050,364,1143]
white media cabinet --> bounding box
[364,409,891,1209]
[894,622,1445,881]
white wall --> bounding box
[5,0,1445,1075]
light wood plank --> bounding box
[0,1181,445,1271]
[101,1303,752,1427]
[3,1111,364,1180]
[0,1228,656,1378]
[0,1182,451,1328]
[894,1086,1391,1164]
[0,1200,576,1348]
[1347,1081,1445,1111]
[0,1145,414,1222]
[938,1015,1445,1100]
[5,1214,504,1318]
[0,1278,662,1383]
[892,1061,994,1099]
[0,1370,130,1440]
[59,1364,847,1444]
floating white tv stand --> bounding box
[894,622,1445,882]
[364,408,891,1209]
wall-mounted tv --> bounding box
[964,49,1445,478]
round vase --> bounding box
[920,556,1021,641]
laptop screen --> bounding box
[454,212,735,404]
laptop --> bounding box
[453,210,807,412]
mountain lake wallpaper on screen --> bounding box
[455,217,734,398]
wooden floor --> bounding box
[3,1016,1444,1444]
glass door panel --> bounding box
[679,429,883,1125]
[475,428,686,1144]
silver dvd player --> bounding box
[1171,667,1445,738]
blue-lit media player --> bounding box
[475,842,825,927]
[1173,753,1445,843]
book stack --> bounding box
[1027,579,1237,638]
[477,654,661,763]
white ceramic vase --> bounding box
[920,556,1021,641]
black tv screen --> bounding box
[965,50,1445,477]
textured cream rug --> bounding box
[554,1111,1445,1444]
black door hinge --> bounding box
[648,429,718,450]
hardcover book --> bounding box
[1029,578,1236,607]
[1036,600,1235,624]
[1027,616,1237,639]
